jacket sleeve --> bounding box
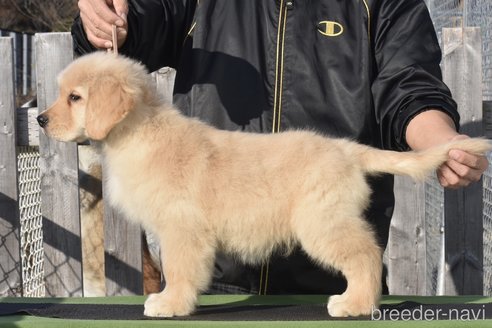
[72,0,197,72]
[371,0,459,151]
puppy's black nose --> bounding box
[37,115,49,128]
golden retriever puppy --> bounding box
[37,52,490,317]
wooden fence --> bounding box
[0,33,174,297]
[0,29,35,97]
[389,27,489,296]
[0,29,490,297]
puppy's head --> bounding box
[37,52,151,142]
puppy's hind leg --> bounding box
[295,210,382,317]
[144,208,215,317]
[326,218,382,317]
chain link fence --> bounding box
[484,152,492,296]
[424,177,445,295]
[17,146,44,297]
[425,0,492,295]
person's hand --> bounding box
[437,134,489,189]
[78,0,129,49]
[405,110,489,189]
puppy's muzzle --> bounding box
[37,115,49,128]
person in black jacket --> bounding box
[72,0,488,295]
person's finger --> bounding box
[113,0,129,23]
[437,163,472,189]
[80,11,113,49]
[111,0,129,47]
[447,155,488,182]
[449,149,483,168]
[79,0,125,36]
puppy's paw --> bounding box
[144,292,195,317]
[327,294,374,317]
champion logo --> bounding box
[317,21,344,37]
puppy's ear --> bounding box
[85,76,135,140]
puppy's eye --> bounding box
[69,93,81,102]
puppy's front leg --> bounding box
[144,216,215,317]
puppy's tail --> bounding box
[355,138,491,180]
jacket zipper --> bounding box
[271,0,292,134]
[259,0,292,296]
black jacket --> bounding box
[72,0,459,295]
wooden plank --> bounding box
[388,178,427,295]
[35,33,82,297]
[17,107,39,147]
[442,27,484,295]
[103,184,143,295]
[0,37,22,296]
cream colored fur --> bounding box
[39,52,491,317]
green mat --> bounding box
[1,295,491,328]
